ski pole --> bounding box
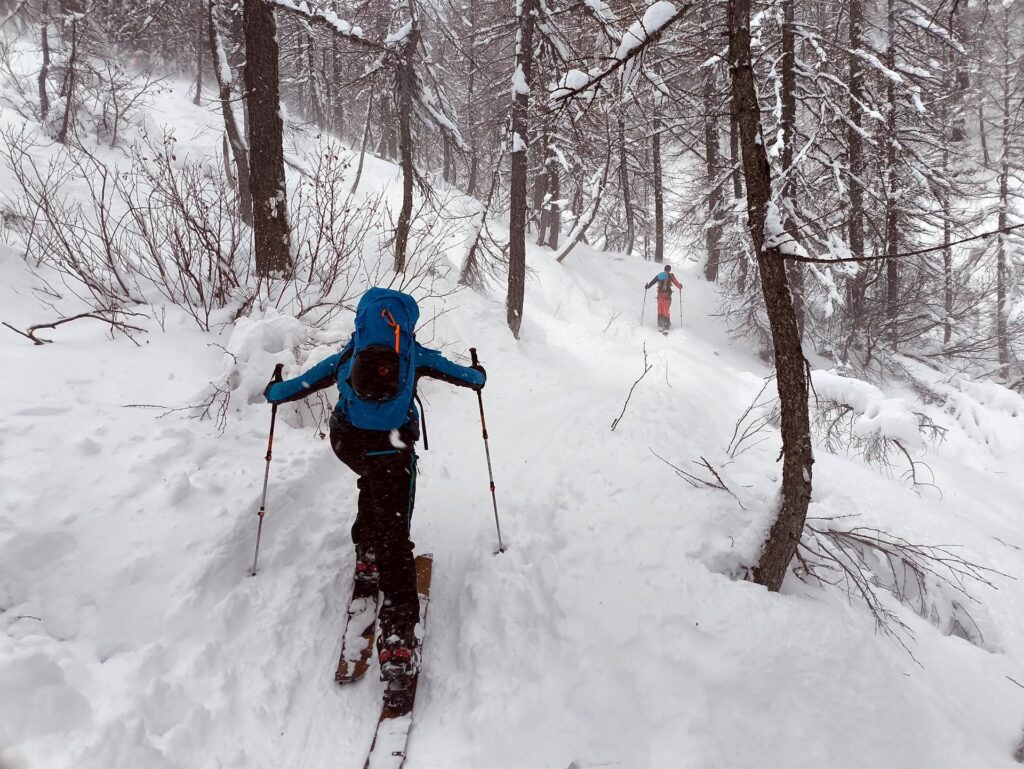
[469,348,505,554]
[251,363,284,576]
[678,289,683,329]
[641,288,647,326]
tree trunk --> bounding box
[728,0,813,592]
[443,134,453,184]
[883,0,899,347]
[194,3,205,106]
[942,190,952,345]
[210,0,253,225]
[978,103,990,168]
[307,33,324,127]
[996,32,1011,375]
[730,110,746,292]
[243,0,292,276]
[393,31,418,273]
[39,1,50,122]
[546,156,560,250]
[703,67,722,280]
[507,0,537,338]
[653,109,664,263]
[618,114,635,255]
[780,0,803,336]
[846,0,867,344]
[465,9,478,196]
[56,14,78,145]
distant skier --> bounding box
[645,264,683,333]
[263,288,485,682]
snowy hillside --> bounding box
[2,81,1024,769]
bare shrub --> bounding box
[797,519,1006,655]
[1,126,248,330]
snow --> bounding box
[549,68,594,104]
[582,0,616,22]
[511,64,530,97]
[511,131,527,153]
[384,21,412,45]
[2,78,1024,769]
[810,369,925,451]
[764,200,810,258]
[271,0,364,39]
[613,1,677,62]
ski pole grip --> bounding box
[470,348,479,367]
[272,363,284,382]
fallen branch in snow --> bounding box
[159,380,232,434]
[2,311,146,345]
[797,520,1007,656]
[611,344,651,431]
[602,309,622,333]
[650,449,746,509]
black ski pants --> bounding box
[330,418,419,622]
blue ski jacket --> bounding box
[264,329,484,433]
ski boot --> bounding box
[377,603,420,684]
[352,545,379,600]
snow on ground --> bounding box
[2,81,1024,769]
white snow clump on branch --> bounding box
[811,370,924,451]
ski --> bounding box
[362,553,433,769]
[335,577,380,684]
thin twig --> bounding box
[611,344,652,431]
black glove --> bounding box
[264,364,284,402]
[471,364,487,390]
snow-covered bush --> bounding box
[810,369,944,481]
[798,521,1001,652]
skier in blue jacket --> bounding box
[264,289,485,680]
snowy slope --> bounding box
[2,82,1024,769]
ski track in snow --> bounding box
[2,81,1024,769]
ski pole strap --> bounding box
[414,391,429,450]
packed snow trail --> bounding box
[2,83,1024,769]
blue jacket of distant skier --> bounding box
[264,288,485,433]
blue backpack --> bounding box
[341,288,420,431]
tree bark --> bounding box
[306,33,324,127]
[846,0,867,343]
[618,114,635,255]
[730,110,747,292]
[728,0,813,592]
[465,4,479,196]
[703,67,722,281]
[393,30,418,273]
[780,0,803,336]
[996,28,1011,375]
[243,0,292,275]
[883,0,899,347]
[194,2,205,106]
[507,0,537,338]
[56,14,78,145]
[210,0,253,225]
[546,154,560,250]
[39,1,50,121]
[653,109,664,263]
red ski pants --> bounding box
[657,293,672,319]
